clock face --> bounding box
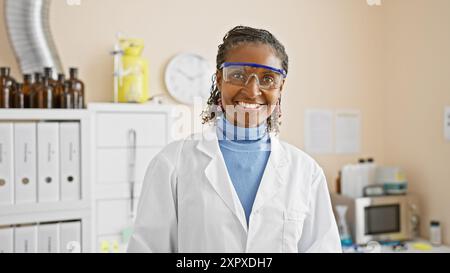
[165,53,214,105]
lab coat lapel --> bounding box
[196,126,248,233]
[251,135,289,213]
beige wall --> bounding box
[383,0,450,244]
[0,0,448,243]
[0,1,19,76]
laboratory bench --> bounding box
[343,239,450,253]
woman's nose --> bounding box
[243,75,261,98]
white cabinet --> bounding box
[0,104,182,253]
[88,103,181,253]
[0,109,92,253]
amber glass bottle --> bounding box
[0,67,8,93]
[30,76,53,108]
[44,67,58,87]
[53,73,65,108]
[22,74,33,108]
[59,81,73,109]
[0,67,15,108]
[0,78,12,108]
[41,77,53,109]
[0,67,15,89]
[30,73,42,108]
[12,83,25,108]
[68,68,85,109]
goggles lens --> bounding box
[220,62,286,90]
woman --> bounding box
[128,26,341,253]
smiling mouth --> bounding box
[235,101,265,110]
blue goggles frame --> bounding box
[219,62,287,78]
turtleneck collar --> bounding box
[216,116,271,152]
[216,116,268,141]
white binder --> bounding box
[37,122,60,202]
[0,123,14,206]
[37,223,59,253]
[14,123,37,204]
[0,227,14,253]
[59,221,81,253]
[14,225,37,253]
[60,122,81,201]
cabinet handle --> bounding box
[127,129,137,218]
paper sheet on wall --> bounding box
[335,110,361,154]
[304,109,333,154]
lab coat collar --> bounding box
[195,125,289,233]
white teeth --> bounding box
[237,102,261,109]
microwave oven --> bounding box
[330,193,419,245]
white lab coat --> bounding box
[127,126,342,253]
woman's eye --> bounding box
[262,75,275,84]
[231,72,245,80]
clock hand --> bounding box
[176,68,194,81]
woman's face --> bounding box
[216,43,285,128]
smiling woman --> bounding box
[128,25,342,253]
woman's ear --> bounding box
[216,70,222,91]
[279,79,285,94]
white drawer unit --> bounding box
[88,103,182,253]
[96,113,167,148]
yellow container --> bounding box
[118,38,150,103]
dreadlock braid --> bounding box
[201,25,289,134]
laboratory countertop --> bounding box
[343,239,450,253]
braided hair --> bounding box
[200,25,289,134]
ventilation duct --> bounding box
[4,0,63,75]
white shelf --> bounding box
[0,109,89,120]
[0,200,90,218]
[0,209,90,227]
[87,102,179,113]
[0,109,92,252]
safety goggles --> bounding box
[220,62,286,90]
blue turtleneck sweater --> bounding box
[216,117,271,225]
